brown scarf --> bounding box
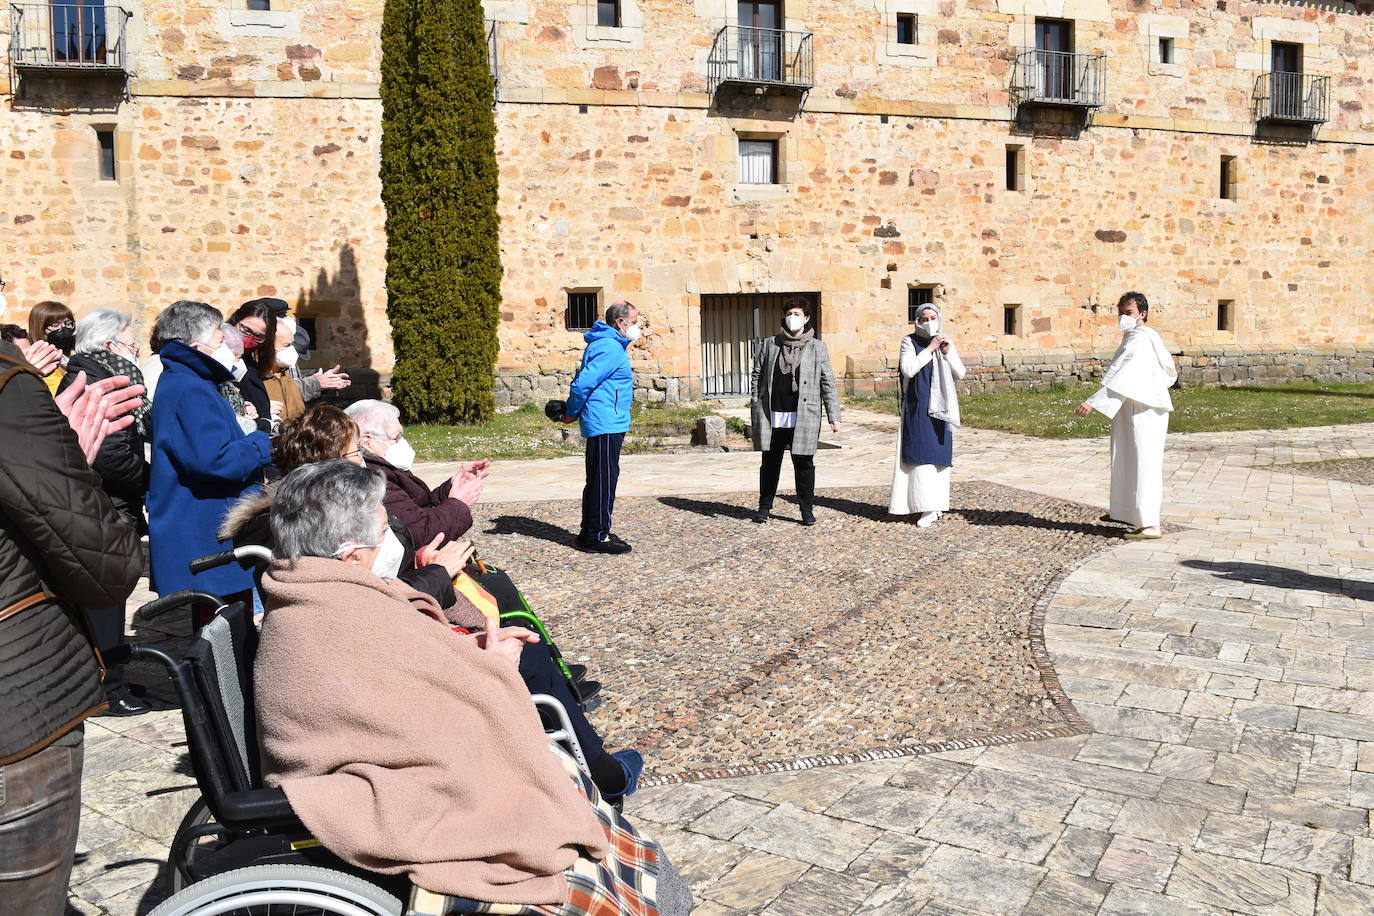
[775,327,814,393]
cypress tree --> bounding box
[380,0,501,423]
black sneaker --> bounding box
[575,680,603,704]
[576,533,632,555]
[567,663,589,682]
[104,685,151,717]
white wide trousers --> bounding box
[1109,399,1170,529]
[888,434,951,514]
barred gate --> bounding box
[699,292,821,398]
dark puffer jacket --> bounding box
[57,351,150,530]
[362,452,473,548]
[0,342,141,765]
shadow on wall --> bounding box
[295,243,383,400]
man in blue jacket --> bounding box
[563,301,639,554]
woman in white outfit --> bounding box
[1074,291,1177,539]
[889,304,966,527]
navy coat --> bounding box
[147,341,272,597]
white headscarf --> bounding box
[913,304,960,428]
[1101,319,1177,411]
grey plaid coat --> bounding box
[750,335,841,456]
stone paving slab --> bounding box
[69,417,1374,915]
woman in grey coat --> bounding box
[750,296,842,525]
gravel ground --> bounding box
[470,481,1128,783]
[1276,456,1374,484]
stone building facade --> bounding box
[3,0,1373,402]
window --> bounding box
[1034,19,1074,100]
[739,139,778,184]
[1005,144,1024,191]
[96,129,116,181]
[907,287,934,324]
[1158,37,1174,64]
[896,13,917,45]
[566,291,599,331]
[1003,304,1022,336]
[597,0,620,28]
[1217,299,1234,332]
[1219,156,1236,200]
[247,0,271,9]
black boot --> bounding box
[795,458,816,525]
[755,453,782,523]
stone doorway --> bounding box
[700,292,821,398]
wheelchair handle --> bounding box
[188,544,274,574]
[135,589,225,620]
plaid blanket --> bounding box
[408,745,660,916]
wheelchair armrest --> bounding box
[218,788,302,830]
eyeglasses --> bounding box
[45,319,75,332]
[236,324,266,343]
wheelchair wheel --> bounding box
[167,797,228,894]
[149,863,404,915]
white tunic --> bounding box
[889,337,966,515]
[1087,325,1177,529]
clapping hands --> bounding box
[52,372,146,463]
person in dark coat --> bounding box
[59,309,153,714]
[749,296,841,525]
[344,399,486,547]
[226,298,279,431]
[146,301,272,619]
[0,336,142,914]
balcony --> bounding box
[707,25,813,96]
[8,3,130,74]
[1254,71,1330,124]
[1010,49,1105,110]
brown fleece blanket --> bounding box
[255,557,608,904]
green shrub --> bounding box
[380,0,501,423]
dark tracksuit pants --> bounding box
[579,432,625,541]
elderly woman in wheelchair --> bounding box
[151,460,691,915]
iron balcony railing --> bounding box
[8,2,130,71]
[1010,48,1105,109]
[707,25,813,94]
[1254,71,1330,124]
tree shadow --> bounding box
[1224,386,1374,399]
[658,496,756,521]
[295,243,379,400]
[482,515,578,547]
[1180,560,1374,602]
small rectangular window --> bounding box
[597,0,620,28]
[566,291,599,331]
[739,139,778,185]
[1003,304,1022,336]
[896,13,917,45]
[96,129,116,181]
[1217,299,1234,332]
[1158,37,1174,64]
[907,286,934,324]
[1219,156,1236,200]
[1005,144,1024,192]
[247,0,271,9]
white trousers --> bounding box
[888,434,951,514]
[1110,400,1169,529]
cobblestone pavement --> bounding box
[1276,456,1374,486]
[68,413,1374,915]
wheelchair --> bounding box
[123,545,590,915]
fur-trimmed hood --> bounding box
[218,485,274,544]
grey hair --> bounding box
[604,300,636,326]
[344,399,401,437]
[271,460,387,563]
[154,300,222,347]
[74,309,132,354]
[221,323,244,358]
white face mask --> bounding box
[784,314,807,333]
[371,527,405,580]
[622,323,641,342]
[383,436,416,471]
[1118,314,1138,332]
[231,358,247,380]
[916,318,940,336]
[275,346,300,369]
[0,290,8,322]
[207,343,237,371]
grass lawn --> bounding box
[408,402,721,462]
[847,381,1374,438]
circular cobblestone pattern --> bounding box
[1278,456,1374,484]
[473,480,1130,783]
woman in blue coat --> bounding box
[146,301,272,619]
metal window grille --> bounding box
[597,0,620,28]
[566,292,598,331]
[700,293,821,397]
[907,287,934,324]
[739,139,777,184]
[896,14,916,45]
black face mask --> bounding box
[46,327,75,350]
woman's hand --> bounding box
[830,421,841,433]
[1075,402,1094,418]
[243,401,259,420]
[477,625,539,668]
[53,373,144,463]
[417,535,477,578]
[17,338,62,376]
[937,334,952,353]
[924,335,942,352]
